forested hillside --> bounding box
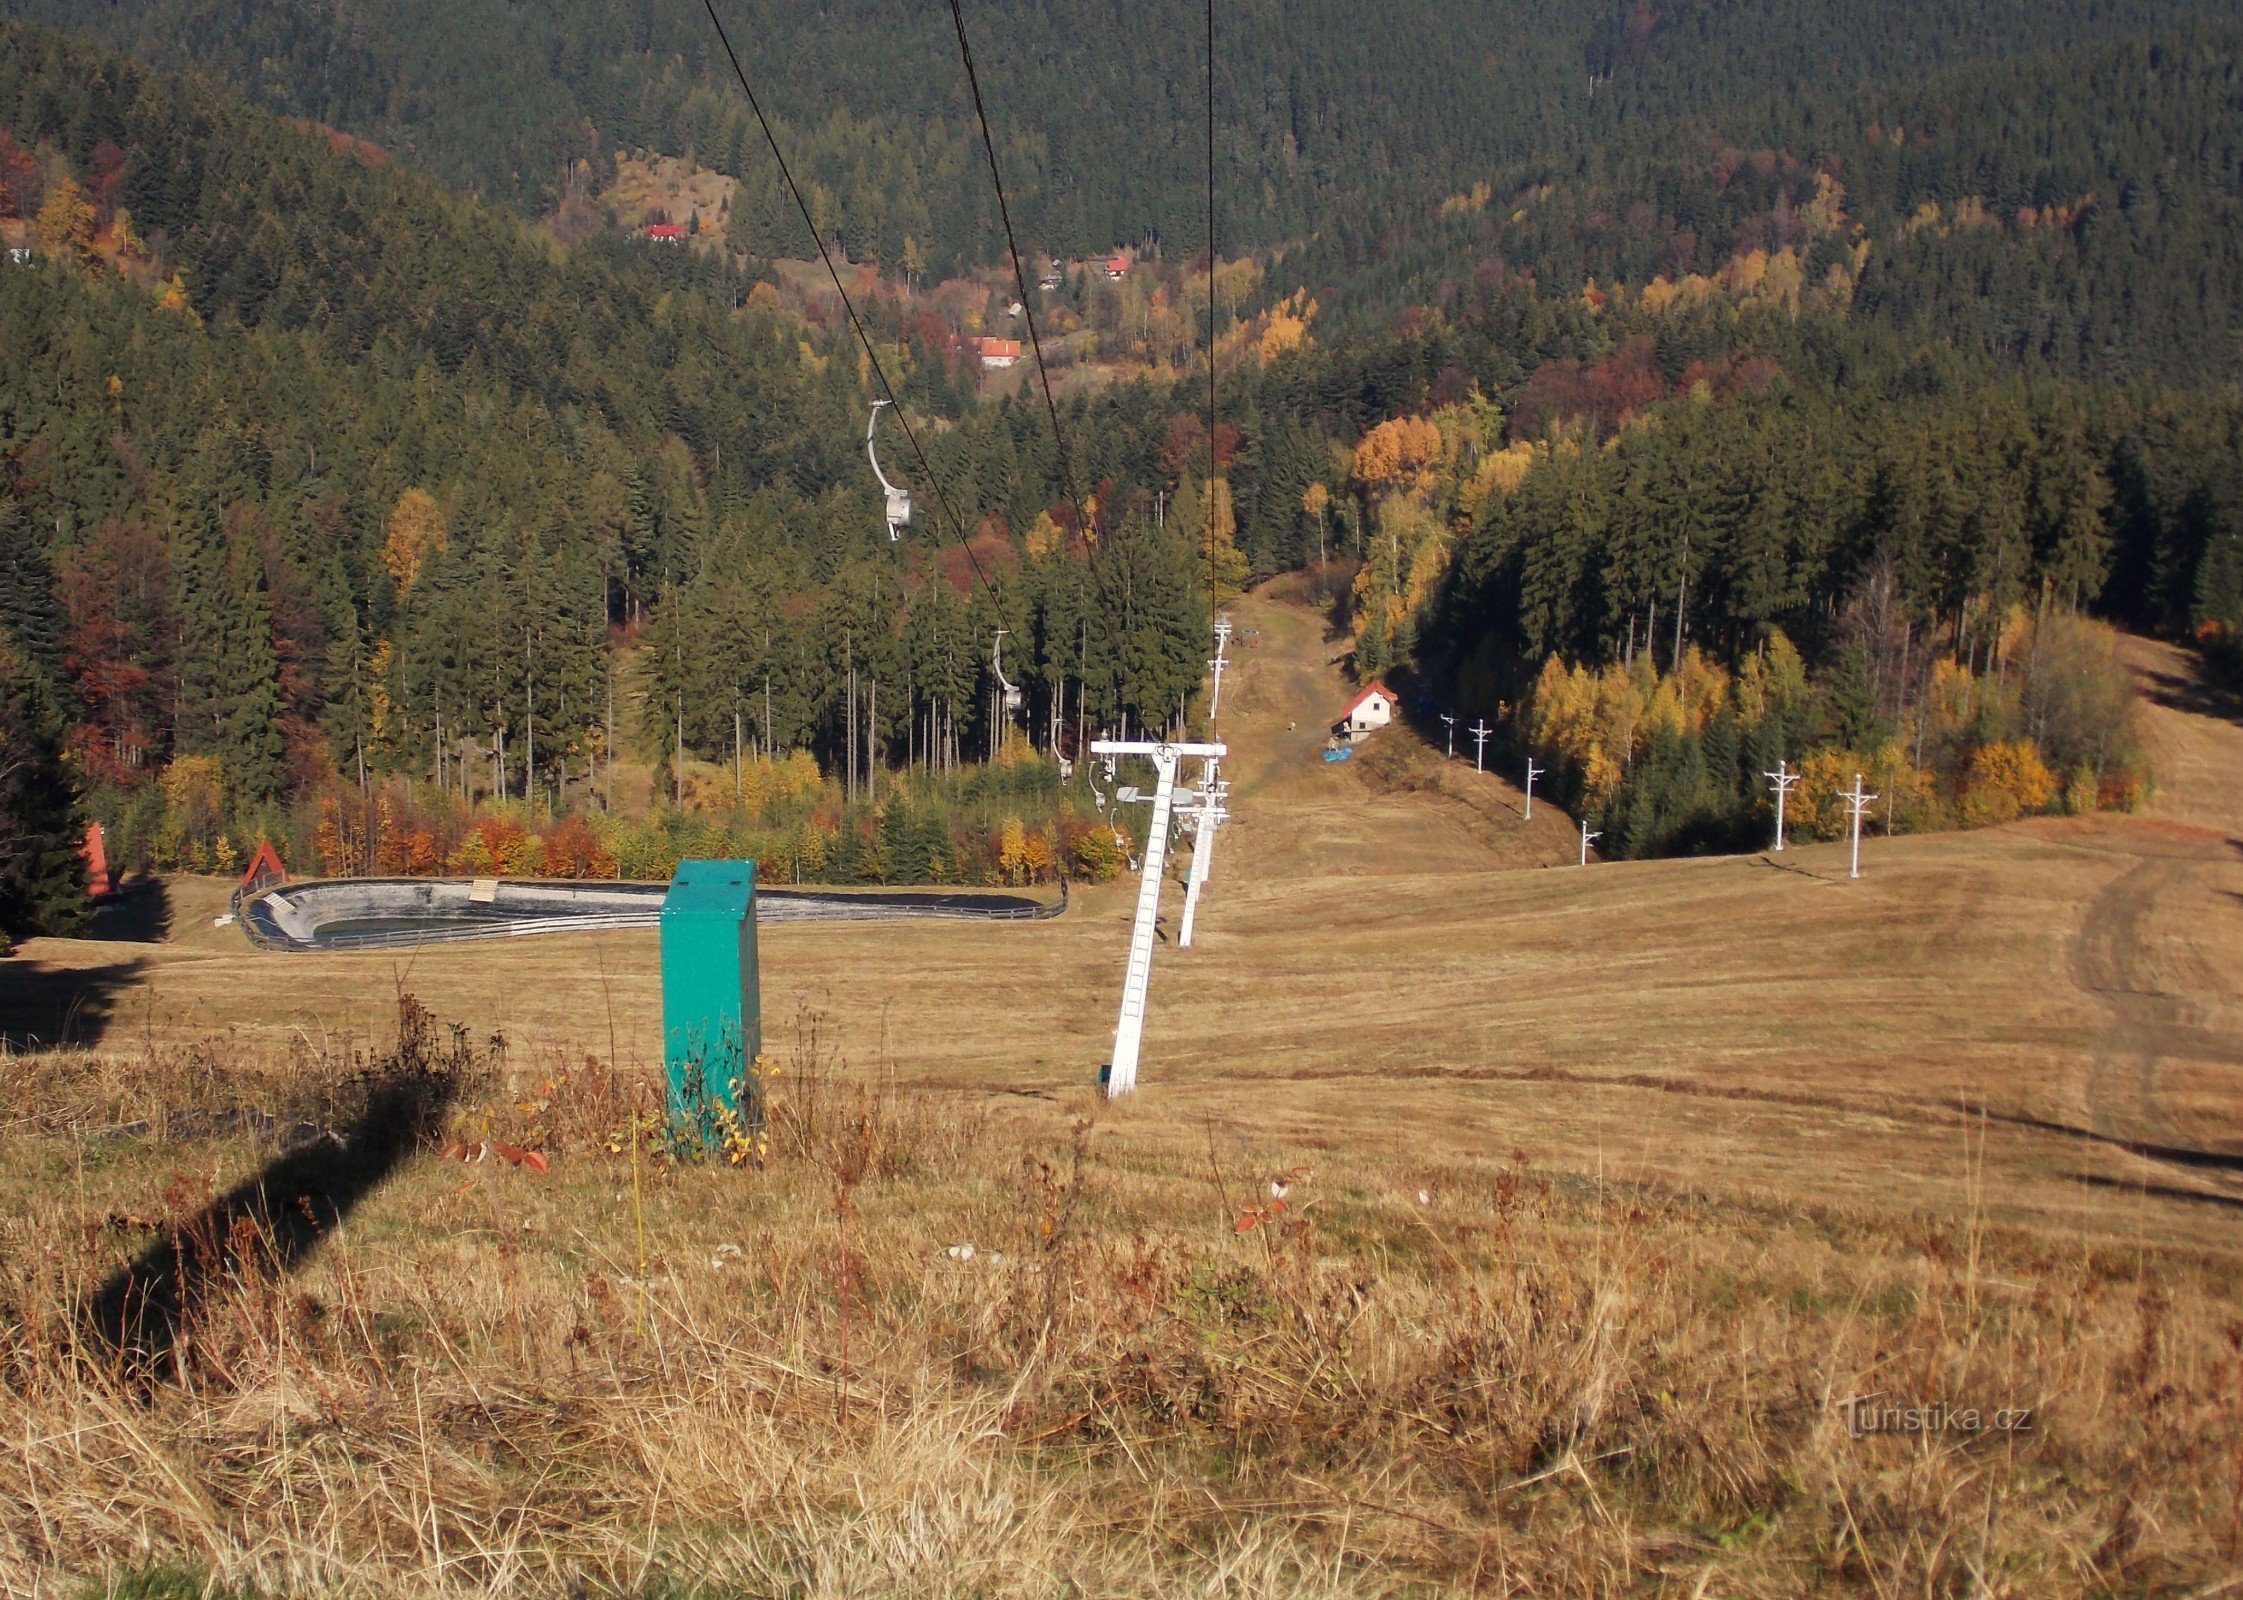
[2,3,2243,923]
[0,24,1232,925]
[2,0,2219,273]
[1283,22,2243,389]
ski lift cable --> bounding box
[698,0,995,598]
[941,0,1090,536]
[1204,0,1217,604]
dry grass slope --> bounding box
[5,590,2243,1595]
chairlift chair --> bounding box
[991,627,1025,715]
[866,400,912,541]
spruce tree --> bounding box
[0,494,65,704]
[0,642,85,943]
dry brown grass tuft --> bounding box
[4,999,2242,1598]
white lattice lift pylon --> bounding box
[1177,762,1228,949]
[1207,616,1234,722]
[1091,738,1226,1097]
[1469,719,1492,774]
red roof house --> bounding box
[1104,254,1128,279]
[1334,681,1399,740]
[642,223,686,242]
[977,336,1022,368]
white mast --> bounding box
[1206,615,1234,722]
[1177,764,1228,949]
[1840,771,1878,879]
[1091,738,1226,1096]
[1524,756,1543,820]
[1765,759,1800,851]
[1579,818,1600,866]
[1468,719,1492,774]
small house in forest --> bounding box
[1334,682,1398,742]
[641,223,685,243]
[977,336,1021,368]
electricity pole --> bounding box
[1579,818,1601,866]
[1840,771,1878,879]
[1766,759,1800,851]
[1439,713,1456,758]
[1468,719,1492,774]
[1524,757,1543,821]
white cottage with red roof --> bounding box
[1334,681,1398,742]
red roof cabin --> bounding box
[642,223,686,243]
[977,336,1021,369]
[1334,681,1399,742]
[1104,254,1128,279]
[82,821,115,899]
[238,838,287,898]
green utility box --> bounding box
[660,859,762,1145]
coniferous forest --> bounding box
[0,3,2239,933]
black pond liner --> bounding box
[239,877,1067,951]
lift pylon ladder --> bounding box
[1090,737,1225,1097]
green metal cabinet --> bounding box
[660,859,762,1143]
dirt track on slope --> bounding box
[2060,639,2243,1161]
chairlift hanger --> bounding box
[866,399,912,541]
[991,627,1024,714]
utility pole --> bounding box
[1579,818,1601,867]
[1765,759,1801,851]
[1840,771,1878,879]
[1468,719,1492,774]
[1524,756,1543,821]
[1090,737,1227,1097]
[1439,713,1456,758]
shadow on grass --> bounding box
[88,878,174,943]
[2064,1171,2243,1212]
[0,952,147,1048]
[2135,654,2243,727]
[82,997,475,1387]
[1984,1108,2243,1175]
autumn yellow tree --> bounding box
[1301,480,1330,564]
[382,488,448,593]
[1203,477,1248,603]
[1350,415,1444,497]
[36,175,94,266]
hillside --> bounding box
[6,586,2243,1590]
[4,0,2221,274]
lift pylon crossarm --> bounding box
[1089,738,1226,1096]
[865,400,913,540]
